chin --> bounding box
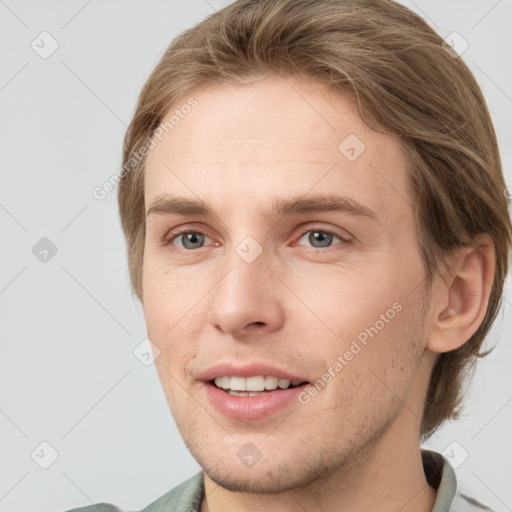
[192,445,351,494]
[204,465,318,494]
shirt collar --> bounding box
[422,449,458,511]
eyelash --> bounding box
[161,226,352,252]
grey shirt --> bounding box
[66,450,493,511]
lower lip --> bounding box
[202,381,309,420]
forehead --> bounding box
[144,75,412,224]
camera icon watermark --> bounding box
[31,441,59,469]
[441,31,469,59]
[236,236,263,264]
[31,31,59,59]
[32,237,58,263]
[441,441,469,469]
[133,338,161,366]
[237,442,262,468]
[338,133,366,161]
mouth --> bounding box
[199,364,311,420]
[210,375,308,396]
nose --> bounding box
[206,243,285,337]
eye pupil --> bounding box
[182,232,204,249]
[309,231,333,248]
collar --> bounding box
[422,449,458,511]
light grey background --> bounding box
[0,1,511,511]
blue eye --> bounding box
[170,231,209,250]
[296,229,346,249]
[163,227,350,252]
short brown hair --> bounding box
[118,0,511,438]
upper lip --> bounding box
[197,362,309,383]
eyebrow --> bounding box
[146,194,379,222]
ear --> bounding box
[426,234,496,354]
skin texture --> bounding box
[142,75,495,512]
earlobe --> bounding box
[426,234,495,354]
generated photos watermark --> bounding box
[298,301,403,405]
[92,97,198,200]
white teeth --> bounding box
[214,376,230,389]
[264,376,278,390]
[213,375,302,392]
[278,379,291,389]
[246,376,265,391]
[228,390,266,396]
[230,376,246,391]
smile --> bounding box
[213,375,306,396]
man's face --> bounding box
[143,75,430,492]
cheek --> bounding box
[290,262,423,387]
[291,266,401,334]
[142,258,188,333]
[143,268,204,368]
